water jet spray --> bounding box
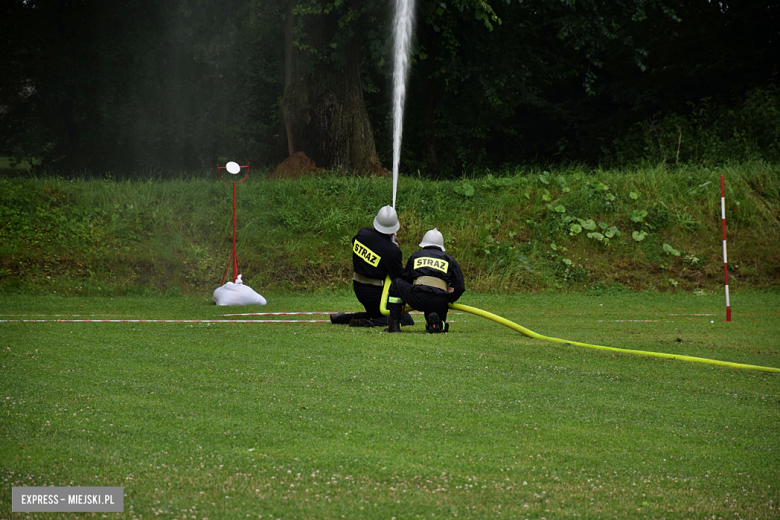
[391,0,417,208]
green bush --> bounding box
[612,82,780,165]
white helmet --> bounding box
[373,205,400,234]
[419,228,445,251]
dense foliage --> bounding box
[1,1,778,175]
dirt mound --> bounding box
[270,152,324,179]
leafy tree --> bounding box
[280,0,384,174]
[545,0,780,164]
[383,0,683,175]
[0,0,284,173]
[1,0,777,175]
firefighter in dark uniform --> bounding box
[385,228,465,333]
[329,206,414,328]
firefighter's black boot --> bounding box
[384,317,401,333]
[329,313,351,325]
[426,313,443,333]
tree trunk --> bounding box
[281,1,384,175]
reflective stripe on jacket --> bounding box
[403,246,465,302]
[352,227,404,281]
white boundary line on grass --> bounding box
[221,311,460,316]
[223,311,339,316]
[0,319,329,323]
[597,320,659,323]
[0,314,108,317]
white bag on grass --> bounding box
[213,275,267,306]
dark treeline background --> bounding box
[1,0,778,177]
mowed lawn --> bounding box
[1,291,778,519]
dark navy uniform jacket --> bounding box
[352,227,404,282]
[403,246,465,303]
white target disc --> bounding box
[226,161,241,174]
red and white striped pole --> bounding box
[720,175,731,322]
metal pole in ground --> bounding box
[720,175,731,322]
[217,161,250,284]
[232,181,238,282]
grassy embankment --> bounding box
[1,162,778,296]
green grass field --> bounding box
[1,291,779,519]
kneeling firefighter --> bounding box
[329,206,415,328]
[385,228,465,333]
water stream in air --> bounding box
[392,0,416,208]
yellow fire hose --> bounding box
[379,276,780,373]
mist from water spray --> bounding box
[391,0,416,208]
